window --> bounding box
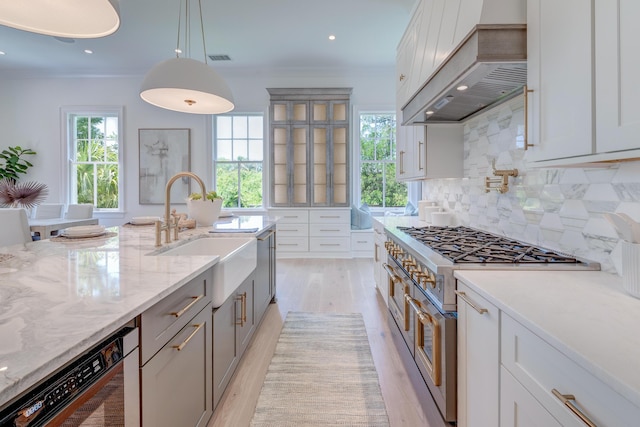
[213,114,264,208]
[358,113,407,208]
[64,107,123,210]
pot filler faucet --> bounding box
[155,171,207,247]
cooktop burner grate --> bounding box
[397,226,582,264]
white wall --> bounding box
[0,67,395,225]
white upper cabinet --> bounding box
[524,0,593,163]
[595,0,640,154]
[526,0,640,165]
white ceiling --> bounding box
[0,0,415,78]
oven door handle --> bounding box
[382,263,401,282]
[383,263,401,298]
[408,296,442,386]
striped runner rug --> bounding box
[250,311,390,426]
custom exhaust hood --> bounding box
[402,24,527,125]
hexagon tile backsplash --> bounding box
[421,95,640,274]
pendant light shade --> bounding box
[140,0,234,115]
[140,58,234,114]
[0,0,120,38]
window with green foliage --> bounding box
[359,113,407,208]
[65,108,122,210]
[214,114,264,208]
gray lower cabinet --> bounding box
[212,271,256,409]
[141,304,212,427]
[255,226,276,321]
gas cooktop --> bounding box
[397,226,584,265]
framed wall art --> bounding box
[138,128,191,205]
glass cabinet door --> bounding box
[268,89,351,207]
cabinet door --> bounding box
[255,228,274,322]
[424,125,463,179]
[212,294,238,409]
[525,0,593,162]
[396,4,422,108]
[142,306,212,427]
[271,124,309,207]
[235,273,255,358]
[595,0,640,153]
[500,367,562,427]
[456,283,499,427]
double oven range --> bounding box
[383,225,600,425]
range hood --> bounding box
[402,24,527,125]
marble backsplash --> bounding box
[421,95,639,274]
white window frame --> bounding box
[353,107,420,212]
[212,112,267,210]
[61,106,124,218]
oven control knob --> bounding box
[402,257,415,268]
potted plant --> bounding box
[186,190,223,226]
[0,146,37,183]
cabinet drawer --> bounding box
[141,268,212,364]
[309,222,350,237]
[276,237,308,252]
[270,209,308,224]
[350,231,373,251]
[276,223,308,237]
[141,305,212,427]
[501,314,640,426]
[310,237,350,252]
[309,209,349,224]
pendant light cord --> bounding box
[174,0,207,64]
[198,0,208,65]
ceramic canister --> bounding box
[423,206,441,223]
[430,211,451,226]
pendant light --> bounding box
[0,0,120,38]
[140,0,234,115]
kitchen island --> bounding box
[0,215,276,412]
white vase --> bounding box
[186,198,222,227]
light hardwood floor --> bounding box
[208,258,431,427]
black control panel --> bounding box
[0,327,130,427]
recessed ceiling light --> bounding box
[84,49,93,54]
[328,35,336,41]
[457,85,468,91]
[175,48,182,54]
[425,110,434,116]
[0,51,5,56]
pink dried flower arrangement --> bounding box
[0,178,49,208]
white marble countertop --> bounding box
[0,215,276,407]
[454,269,640,408]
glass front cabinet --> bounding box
[268,88,351,207]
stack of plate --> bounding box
[61,225,106,238]
[130,216,161,225]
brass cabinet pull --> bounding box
[399,150,405,174]
[235,292,247,326]
[455,290,488,315]
[257,229,276,241]
[170,295,204,318]
[172,323,204,351]
[374,243,379,263]
[523,85,535,150]
[399,73,405,81]
[418,140,424,170]
[551,389,597,427]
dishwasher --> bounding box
[0,326,139,427]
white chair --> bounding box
[33,203,64,219]
[65,204,94,219]
[0,208,32,246]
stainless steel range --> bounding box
[383,225,600,425]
